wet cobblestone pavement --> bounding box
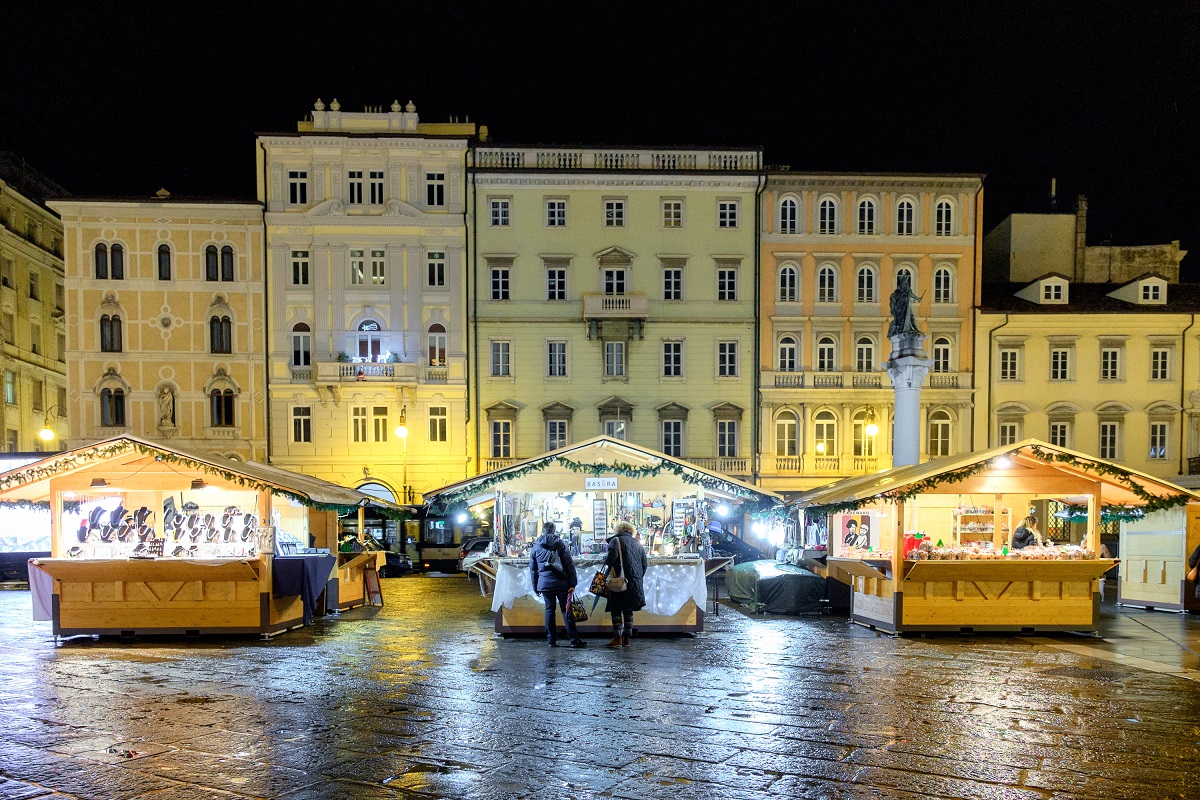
[1,576,1199,799]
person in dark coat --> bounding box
[603,521,648,648]
[529,522,586,648]
[1010,515,1041,550]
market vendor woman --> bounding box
[1010,515,1042,550]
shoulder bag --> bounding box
[545,542,566,576]
[567,588,589,622]
[607,538,628,592]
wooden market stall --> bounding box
[793,439,1197,634]
[1,436,403,637]
[1115,505,1200,612]
[423,436,782,635]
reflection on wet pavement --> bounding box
[0,577,1198,799]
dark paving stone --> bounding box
[0,778,53,799]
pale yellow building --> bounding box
[468,145,762,475]
[0,155,68,452]
[759,173,984,493]
[48,195,267,461]
[258,100,482,503]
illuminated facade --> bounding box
[258,100,481,502]
[759,173,984,492]
[0,156,67,452]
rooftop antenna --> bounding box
[1050,177,1057,213]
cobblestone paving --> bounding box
[0,576,1198,799]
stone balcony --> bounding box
[583,293,649,320]
[687,457,750,476]
[474,147,759,172]
[314,361,418,385]
[762,371,971,391]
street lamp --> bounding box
[38,405,66,442]
[394,405,408,504]
[864,407,879,438]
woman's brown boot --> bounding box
[605,633,622,648]
[621,633,631,647]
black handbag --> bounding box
[545,543,566,575]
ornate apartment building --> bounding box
[258,100,481,502]
[49,195,267,460]
[0,155,67,452]
[468,145,762,473]
[759,173,985,492]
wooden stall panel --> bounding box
[1119,531,1184,608]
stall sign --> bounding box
[831,511,879,556]
[592,498,608,536]
[673,498,696,539]
[585,477,618,490]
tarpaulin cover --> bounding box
[725,560,826,614]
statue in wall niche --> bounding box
[888,273,922,338]
[157,386,175,427]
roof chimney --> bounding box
[1050,177,1057,212]
[1074,194,1088,282]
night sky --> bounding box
[6,2,1198,276]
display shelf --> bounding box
[903,558,1116,583]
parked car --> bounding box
[345,533,414,578]
[457,536,493,573]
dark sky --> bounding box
[6,2,1198,276]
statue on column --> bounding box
[888,273,922,338]
[157,386,176,427]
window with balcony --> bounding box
[291,323,311,367]
[857,199,876,234]
[716,419,738,457]
[428,324,447,366]
[356,320,383,361]
[291,251,310,286]
[778,336,798,372]
[604,269,626,295]
[29,322,40,356]
[776,412,798,456]
[778,266,798,302]
[816,336,836,372]
[426,173,446,207]
[292,407,312,443]
[492,420,513,457]
[779,197,798,234]
[427,251,446,288]
[852,409,876,457]
[928,410,952,457]
[814,410,837,456]
[855,337,874,373]
[429,406,448,442]
[288,170,308,205]
[933,337,951,373]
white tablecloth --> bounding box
[491,557,707,616]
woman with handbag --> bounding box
[604,521,648,648]
[529,522,586,648]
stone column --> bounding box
[886,331,933,467]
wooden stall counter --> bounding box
[334,551,385,610]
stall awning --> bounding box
[0,435,410,514]
[790,439,1200,515]
[424,436,781,511]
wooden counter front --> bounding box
[335,551,384,610]
[828,557,895,631]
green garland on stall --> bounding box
[0,498,81,513]
[1054,504,1146,523]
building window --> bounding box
[100,314,123,353]
[547,341,567,377]
[547,419,568,451]
[426,251,446,288]
[57,333,65,362]
[429,406,448,442]
[30,380,43,412]
[356,320,383,361]
[110,244,124,279]
[663,341,682,377]
[717,268,737,301]
[1,258,13,289]
[852,409,876,457]
[776,413,798,456]
[1099,421,1120,460]
[291,323,311,367]
[1049,421,1071,448]
[288,170,308,205]
[857,199,876,234]
[101,388,126,427]
[348,170,363,204]
[935,200,954,236]
[1050,348,1071,381]
[661,420,683,457]
[1143,283,1162,301]
[1149,421,1168,460]
[27,270,39,301]
[491,341,511,376]
[210,389,235,428]
[717,341,737,377]
[1043,283,1063,301]
[998,422,1019,446]
[369,171,384,204]
[491,267,510,300]
[999,348,1020,381]
[928,410,952,457]
[352,407,368,443]
[94,243,108,279]
[5,430,15,452]
[2,313,13,345]
[604,269,626,295]
[370,250,386,285]
[1150,348,1170,380]
[814,410,837,456]
[778,266,798,302]
[547,268,566,300]
[663,200,683,228]
[1100,348,1121,381]
[426,173,446,207]
[30,322,41,355]
[663,266,682,301]
[718,201,739,228]
[372,407,389,443]
[292,407,312,443]
[778,336,797,372]
[717,420,738,457]
[210,316,232,354]
[427,324,447,366]
[205,245,219,281]
[604,341,625,377]
[933,267,953,303]
[546,199,566,227]
[816,336,836,372]
[779,198,798,234]
[818,198,837,234]
[856,267,875,303]
[604,419,627,440]
[490,199,510,226]
[220,246,234,280]
[933,337,951,373]
[291,251,310,286]
[817,266,837,303]
[3,371,13,404]
[855,337,874,373]
[149,243,169,280]
[350,250,365,285]
[897,200,914,236]
[605,200,625,227]
[491,420,512,458]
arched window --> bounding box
[856,266,876,302]
[817,266,837,303]
[897,199,915,236]
[775,411,798,456]
[935,200,954,236]
[209,316,232,354]
[100,315,122,352]
[357,319,383,361]
[291,323,311,367]
[428,323,447,365]
[210,389,235,427]
[818,198,837,234]
[779,197,798,234]
[814,410,837,457]
[157,244,172,280]
[816,335,836,372]
[100,388,126,427]
[933,267,953,303]
[853,408,877,456]
[778,265,798,302]
[896,266,915,290]
[221,245,234,281]
[778,335,797,372]
[929,409,952,456]
[855,336,875,373]
[110,243,124,279]
[205,245,219,281]
[933,337,951,373]
[857,199,876,234]
[94,243,108,279]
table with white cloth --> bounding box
[491,555,709,634]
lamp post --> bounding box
[394,405,408,504]
[38,405,66,444]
